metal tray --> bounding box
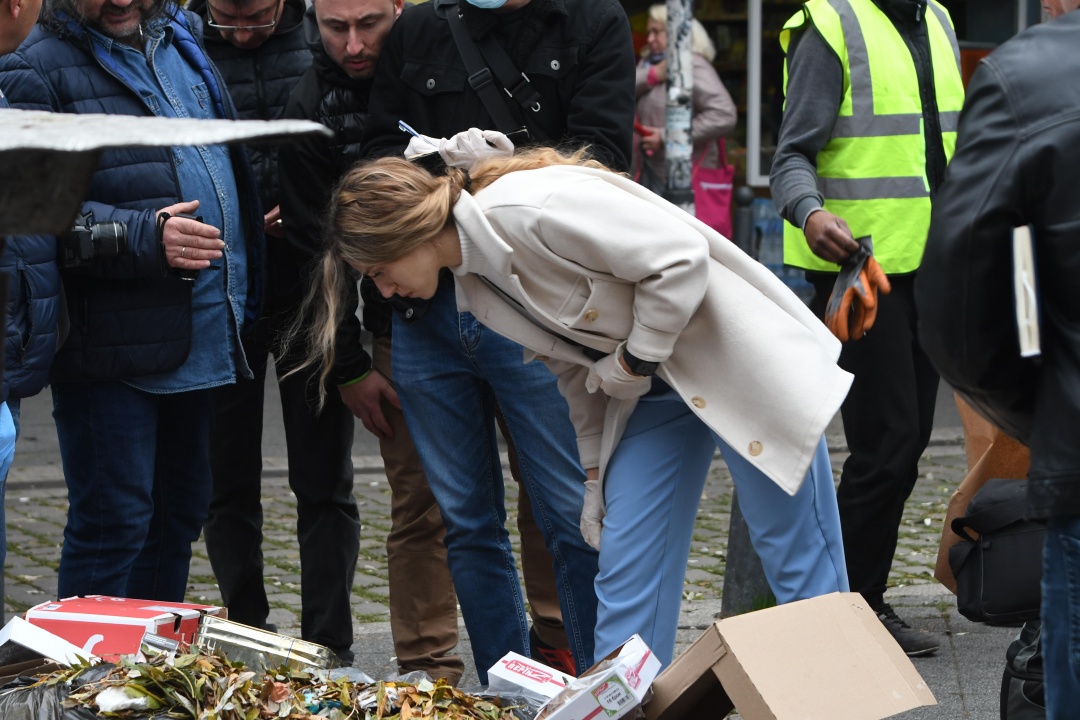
[194,615,336,673]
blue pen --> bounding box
[398,120,422,138]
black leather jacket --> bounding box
[917,11,1080,519]
[360,0,636,171]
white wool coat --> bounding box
[450,165,852,495]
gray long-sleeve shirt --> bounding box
[768,26,843,231]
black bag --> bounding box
[949,478,1045,625]
[1000,619,1045,720]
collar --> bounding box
[451,190,514,277]
[460,0,566,40]
[86,16,172,55]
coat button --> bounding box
[405,308,415,319]
[426,78,436,89]
[748,441,763,456]
[583,309,599,322]
[550,59,561,70]
[691,396,706,408]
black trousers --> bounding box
[810,273,939,609]
[204,250,359,659]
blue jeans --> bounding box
[595,383,849,667]
[392,275,599,682]
[1042,516,1080,718]
[53,382,214,602]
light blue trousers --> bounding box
[594,383,849,667]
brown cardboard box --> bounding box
[644,593,936,720]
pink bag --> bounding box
[692,138,734,238]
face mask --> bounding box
[465,0,509,8]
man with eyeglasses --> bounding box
[187,0,362,665]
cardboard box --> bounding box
[538,634,661,720]
[487,651,571,700]
[644,593,936,720]
[24,596,222,659]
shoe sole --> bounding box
[904,646,940,658]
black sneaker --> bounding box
[876,604,939,657]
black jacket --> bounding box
[278,5,384,384]
[360,0,636,172]
[917,11,1080,519]
[192,0,311,212]
[194,0,312,342]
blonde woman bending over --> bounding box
[301,146,851,667]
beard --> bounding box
[48,0,171,41]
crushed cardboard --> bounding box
[645,592,936,720]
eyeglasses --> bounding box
[206,2,281,31]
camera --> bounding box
[59,211,127,268]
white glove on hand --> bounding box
[404,132,441,158]
[580,478,605,551]
[439,128,515,168]
[585,348,653,400]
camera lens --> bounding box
[90,221,128,258]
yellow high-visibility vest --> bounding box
[780,0,965,273]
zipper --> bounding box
[893,6,945,195]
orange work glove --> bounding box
[823,236,892,342]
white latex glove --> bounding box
[438,128,515,168]
[580,478,605,550]
[405,132,441,158]
[585,347,653,400]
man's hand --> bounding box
[263,205,284,238]
[157,200,224,271]
[804,210,860,264]
[338,370,401,439]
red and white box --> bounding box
[538,634,661,720]
[24,595,223,659]
[488,651,573,700]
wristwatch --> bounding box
[621,348,659,377]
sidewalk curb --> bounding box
[5,427,968,489]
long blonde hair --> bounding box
[289,146,612,402]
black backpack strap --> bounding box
[951,501,1033,542]
[445,5,526,135]
[444,2,552,142]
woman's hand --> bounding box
[580,475,604,550]
[585,350,652,400]
[639,126,664,155]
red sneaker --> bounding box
[529,626,577,676]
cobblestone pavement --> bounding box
[3,426,967,643]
